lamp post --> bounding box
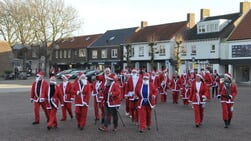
[149,41,157,71]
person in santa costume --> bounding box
[30,71,50,125]
[158,69,170,103]
[59,74,73,121]
[201,68,213,100]
[135,73,157,133]
[170,71,182,104]
[217,73,237,128]
[91,73,105,124]
[212,70,220,98]
[150,70,160,104]
[189,73,209,127]
[180,82,191,106]
[125,68,141,125]
[44,76,64,130]
[98,73,121,132]
[72,73,91,130]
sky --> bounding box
[64,0,247,36]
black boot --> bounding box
[228,119,231,126]
[224,120,228,128]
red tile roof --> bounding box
[228,10,251,41]
[0,41,11,53]
[56,34,103,49]
[126,21,188,43]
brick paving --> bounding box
[0,79,251,141]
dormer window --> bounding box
[109,36,115,41]
[197,19,231,34]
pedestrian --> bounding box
[158,69,170,103]
[135,73,157,133]
[91,73,105,124]
[212,70,220,98]
[217,73,237,128]
[30,71,50,125]
[189,73,209,127]
[45,76,64,130]
[180,82,191,106]
[170,71,182,104]
[98,73,121,132]
[72,73,91,130]
[59,74,73,121]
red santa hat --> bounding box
[143,73,150,79]
[196,73,204,81]
[61,74,70,80]
[106,73,115,81]
[224,73,232,79]
[36,71,44,77]
[78,72,86,79]
[151,70,156,74]
[131,68,138,73]
[96,73,104,81]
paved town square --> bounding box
[0,78,250,141]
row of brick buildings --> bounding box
[1,1,251,83]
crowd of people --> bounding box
[29,67,238,133]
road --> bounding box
[0,78,250,141]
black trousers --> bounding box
[104,105,118,128]
[212,86,218,98]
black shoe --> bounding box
[79,127,84,130]
[139,130,144,133]
[47,126,52,130]
[224,120,228,128]
[32,121,39,125]
[195,124,199,128]
[70,115,73,119]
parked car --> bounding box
[68,69,91,79]
[85,70,102,82]
[55,68,77,79]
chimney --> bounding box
[141,21,148,29]
[240,1,251,15]
[187,13,195,28]
[200,8,210,21]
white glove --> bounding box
[77,91,80,95]
[61,104,64,107]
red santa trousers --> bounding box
[61,102,73,120]
[34,102,49,122]
[47,108,58,127]
[138,105,152,130]
[75,106,88,128]
[221,102,233,121]
[93,100,104,120]
[172,91,180,103]
[129,100,138,122]
[193,104,204,125]
[160,93,167,103]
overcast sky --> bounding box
[64,0,245,35]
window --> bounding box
[64,50,67,58]
[55,50,58,59]
[181,46,187,56]
[159,45,166,56]
[111,49,118,58]
[59,50,63,58]
[74,50,78,56]
[139,46,144,57]
[32,49,37,58]
[101,49,107,58]
[92,50,98,59]
[131,47,135,57]
[211,45,215,53]
[79,49,86,57]
[68,50,71,58]
[191,45,196,55]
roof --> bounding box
[228,10,251,41]
[186,13,241,40]
[90,27,138,47]
[0,41,11,53]
[127,21,188,43]
[56,34,103,49]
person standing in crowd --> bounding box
[98,73,121,132]
[180,82,191,106]
[189,73,209,127]
[201,68,213,100]
[30,71,49,125]
[45,76,64,130]
[158,69,170,103]
[150,70,160,104]
[72,73,91,130]
[59,74,73,121]
[212,70,220,98]
[125,68,140,125]
[217,73,237,128]
[170,71,182,104]
[91,73,105,124]
[135,73,157,133]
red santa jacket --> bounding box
[181,86,191,99]
[218,82,237,104]
[105,81,121,107]
[92,80,105,103]
[189,81,209,104]
[72,80,91,107]
[158,73,170,93]
[126,75,140,100]
[30,80,49,102]
[59,81,73,103]
[135,79,157,109]
[150,74,160,90]
[203,73,213,87]
[44,84,64,109]
[170,76,182,92]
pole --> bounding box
[116,107,126,127]
[153,108,159,131]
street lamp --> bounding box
[149,41,157,71]
[174,40,182,73]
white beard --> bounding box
[143,80,149,85]
[35,77,41,82]
[81,79,87,85]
